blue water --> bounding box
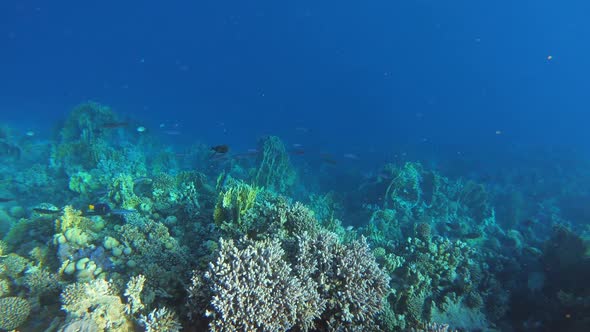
[1,1,590,331]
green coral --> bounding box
[1,253,30,279]
[253,136,296,193]
[0,278,10,297]
[0,297,31,330]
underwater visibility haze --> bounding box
[1,0,590,331]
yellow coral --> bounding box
[214,181,260,227]
[110,174,144,210]
[55,205,84,233]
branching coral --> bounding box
[124,274,146,315]
[1,253,30,279]
[294,232,391,331]
[139,307,182,332]
[197,231,390,332]
[204,237,318,332]
[24,266,60,296]
[0,297,31,330]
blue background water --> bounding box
[1,0,589,162]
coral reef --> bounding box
[3,101,590,331]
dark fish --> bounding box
[464,232,482,239]
[0,197,16,203]
[211,145,229,154]
[445,222,461,230]
[87,203,111,215]
[102,122,129,129]
[87,203,136,216]
[0,142,21,159]
[522,219,534,227]
[320,154,337,165]
[32,208,62,215]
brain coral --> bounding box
[0,297,31,330]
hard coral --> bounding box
[294,232,390,331]
[0,296,31,330]
[139,307,182,332]
[205,237,317,332]
[61,279,129,331]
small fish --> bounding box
[32,208,62,215]
[0,197,16,203]
[211,145,230,154]
[343,153,359,160]
[136,126,146,133]
[102,122,129,129]
[522,219,534,227]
